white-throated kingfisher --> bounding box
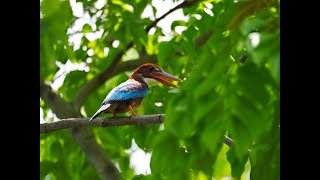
[89,63,182,121]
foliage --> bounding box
[40,0,280,179]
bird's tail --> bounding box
[89,104,111,121]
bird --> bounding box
[89,63,182,121]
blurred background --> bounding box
[40,0,280,179]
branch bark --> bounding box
[223,135,235,149]
[40,83,121,180]
[145,0,199,33]
[195,29,213,48]
[40,113,236,150]
[40,114,164,133]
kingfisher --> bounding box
[89,63,182,121]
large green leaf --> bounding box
[150,132,189,177]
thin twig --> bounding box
[146,0,199,33]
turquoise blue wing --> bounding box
[102,80,148,104]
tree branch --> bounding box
[146,0,199,33]
[69,127,121,180]
[40,83,78,117]
[40,83,121,180]
[223,135,251,155]
[195,29,213,48]
[40,114,164,133]
[227,0,278,30]
[40,113,237,151]
[223,135,235,149]
[72,0,200,109]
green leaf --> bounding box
[171,20,187,31]
[130,23,148,50]
[131,126,157,152]
[58,70,88,101]
[181,26,198,59]
[40,0,60,16]
[150,132,188,176]
[40,161,56,179]
[82,24,93,34]
[226,149,248,179]
[157,41,175,66]
[119,154,134,179]
[78,165,101,180]
[165,96,193,138]
[250,100,280,180]
[267,50,280,84]
[132,174,155,180]
[228,114,253,159]
[240,17,266,35]
[112,0,134,13]
[74,48,88,61]
[213,144,232,179]
[40,0,73,82]
[50,141,63,159]
[250,31,280,66]
[200,114,226,154]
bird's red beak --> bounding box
[150,71,182,88]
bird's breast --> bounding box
[106,97,144,114]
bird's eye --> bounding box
[148,66,154,72]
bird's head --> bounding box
[130,63,182,88]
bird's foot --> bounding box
[128,105,139,127]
